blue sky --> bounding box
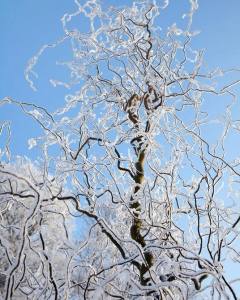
[1,0,240,159]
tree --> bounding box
[1,0,240,299]
[0,157,73,299]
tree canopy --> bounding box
[1,0,240,299]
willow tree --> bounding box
[1,0,240,299]
[0,157,72,300]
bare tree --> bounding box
[1,0,240,299]
[0,157,73,299]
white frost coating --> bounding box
[29,109,43,119]
[168,23,183,36]
[49,79,71,89]
[28,138,37,149]
[24,37,69,91]
[1,0,240,299]
[159,0,169,9]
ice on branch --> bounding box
[2,0,240,299]
[28,138,37,149]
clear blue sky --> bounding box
[1,0,240,158]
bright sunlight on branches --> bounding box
[1,0,240,299]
